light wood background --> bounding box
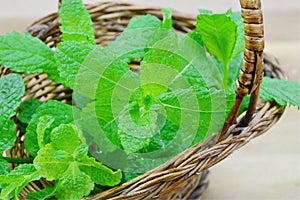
[0,1,299,199]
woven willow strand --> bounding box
[219,0,265,140]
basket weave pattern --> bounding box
[0,1,287,199]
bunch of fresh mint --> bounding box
[0,0,299,199]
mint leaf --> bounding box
[230,12,244,59]
[0,74,24,152]
[238,94,251,115]
[0,74,24,119]
[0,119,16,152]
[50,124,85,155]
[78,157,122,186]
[126,15,162,30]
[56,165,94,200]
[187,31,204,46]
[196,12,237,66]
[0,32,60,82]
[34,124,121,199]
[25,100,74,156]
[260,77,300,109]
[0,164,40,200]
[0,159,9,176]
[59,0,94,44]
[36,116,55,148]
[27,181,59,200]
[161,8,172,29]
[55,41,94,89]
[17,99,43,124]
[105,16,171,64]
[0,158,9,189]
[118,130,151,154]
[214,52,243,90]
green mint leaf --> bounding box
[34,124,121,199]
[140,120,178,153]
[0,32,60,82]
[161,8,173,29]
[0,74,24,119]
[0,118,16,152]
[0,164,40,200]
[73,144,88,159]
[34,144,68,180]
[187,31,204,46]
[0,74,24,152]
[25,100,74,156]
[55,41,95,89]
[51,124,85,154]
[126,15,162,30]
[105,15,169,64]
[36,116,55,148]
[260,77,300,109]
[238,94,251,115]
[159,87,230,143]
[33,124,86,180]
[227,52,243,89]
[214,52,243,90]
[196,12,237,66]
[72,91,93,109]
[59,0,94,44]
[230,12,244,59]
[118,130,151,154]
[17,99,43,124]
[27,181,59,200]
[0,159,9,176]
[74,102,120,154]
[78,157,122,186]
[56,165,94,200]
[0,158,9,189]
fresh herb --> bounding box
[59,0,95,44]
[260,77,300,108]
[0,32,60,82]
[33,124,121,199]
[24,100,74,156]
[0,74,24,152]
[18,99,43,125]
[0,0,299,199]
[0,164,41,200]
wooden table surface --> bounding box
[1,1,299,199]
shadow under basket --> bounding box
[1,1,287,200]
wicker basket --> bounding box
[1,0,287,199]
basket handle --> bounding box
[218,0,264,141]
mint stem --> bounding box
[0,155,34,164]
[223,62,229,89]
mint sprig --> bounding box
[59,0,95,44]
[25,100,74,156]
[194,10,238,88]
[33,124,121,199]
